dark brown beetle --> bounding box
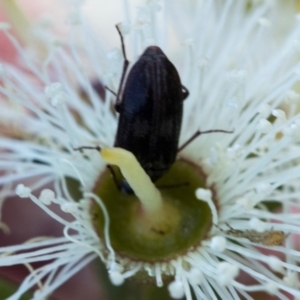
[77,25,231,193]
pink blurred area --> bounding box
[0,181,106,299]
[0,9,17,62]
[0,0,132,63]
[0,0,68,62]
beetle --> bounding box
[114,31,188,188]
[77,25,231,193]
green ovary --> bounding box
[92,160,213,262]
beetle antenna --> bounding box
[107,165,121,190]
[178,129,233,152]
[73,146,101,152]
[115,24,130,112]
[104,86,117,96]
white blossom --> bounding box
[0,1,300,299]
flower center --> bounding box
[92,157,213,262]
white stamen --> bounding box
[287,90,300,102]
[282,123,297,136]
[227,144,243,159]
[217,262,239,286]
[196,188,218,224]
[109,270,125,286]
[60,203,77,213]
[51,92,67,107]
[107,48,122,62]
[258,104,271,117]
[109,262,124,272]
[210,236,227,252]
[44,82,63,99]
[255,183,271,196]
[15,184,31,198]
[258,119,272,134]
[272,109,286,120]
[79,199,91,210]
[187,268,203,285]
[168,280,185,299]
[39,189,55,205]
[264,282,278,295]
[283,271,299,288]
[33,290,43,300]
[0,222,10,235]
[209,147,218,165]
[155,263,163,287]
[118,22,131,35]
[267,256,284,273]
[236,197,255,211]
[195,188,212,201]
[85,193,115,263]
[249,217,267,232]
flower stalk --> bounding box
[101,147,163,216]
[101,147,181,241]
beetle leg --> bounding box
[105,86,117,96]
[107,165,122,190]
[73,146,101,152]
[214,223,227,233]
[115,24,130,112]
[181,85,189,100]
[225,222,235,230]
[177,129,233,152]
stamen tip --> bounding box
[15,184,31,198]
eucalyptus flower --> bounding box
[0,1,300,300]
